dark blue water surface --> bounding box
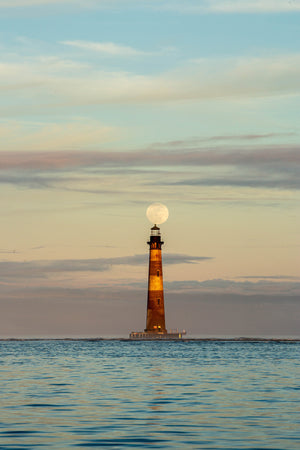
[0,340,299,449]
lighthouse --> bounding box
[145,224,166,333]
[129,203,186,340]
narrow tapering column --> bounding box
[145,225,167,333]
[129,203,186,339]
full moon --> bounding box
[146,203,169,225]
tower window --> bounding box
[157,298,160,305]
[157,270,160,277]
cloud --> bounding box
[164,278,300,296]
[0,141,299,192]
[1,0,300,13]
[1,54,300,110]
[159,0,300,14]
[1,257,299,298]
[0,253,212,280]
[205,0,300,13]
[0,173,62,189]
[61,41,148,56]
[0,146,299,170]
[0,0,82,6]
[236,275,300,280]
[152,133,297,149]
[165,175,300,190]
[0,120,117,152]
[0,0,133,7]
[1,288,300,337]
[0,278,299,337]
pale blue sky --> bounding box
[1,1,300,146]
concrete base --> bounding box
[129,331,186,340]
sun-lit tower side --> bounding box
[145,225,167,333]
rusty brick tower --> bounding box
[130,203,186,340]
[145,224,167,333]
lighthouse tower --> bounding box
[129,203,186,340]
[145,224,167,333]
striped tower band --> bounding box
[145,225,167,333]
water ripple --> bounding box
[0,340,299,449]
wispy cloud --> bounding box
[1,54,300,110]
[152,133,297,149]
[0,0,85,6]
[159,0,300,14]
[0,142,299,191]
[0,120,118,151]
[164,174,300,190]
[0,253,212,280]
[0,146,299,170]
[205,0,300,13]
[236,275,300,280]
[61,40,149,56]
[165,278,300,295]
[1,259,299,296]
[1,0,300,13]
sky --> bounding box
[0,0,299,337]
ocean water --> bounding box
[0,340,299,449]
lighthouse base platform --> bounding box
[129,330,186,340]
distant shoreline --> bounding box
[0,337,299,342]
